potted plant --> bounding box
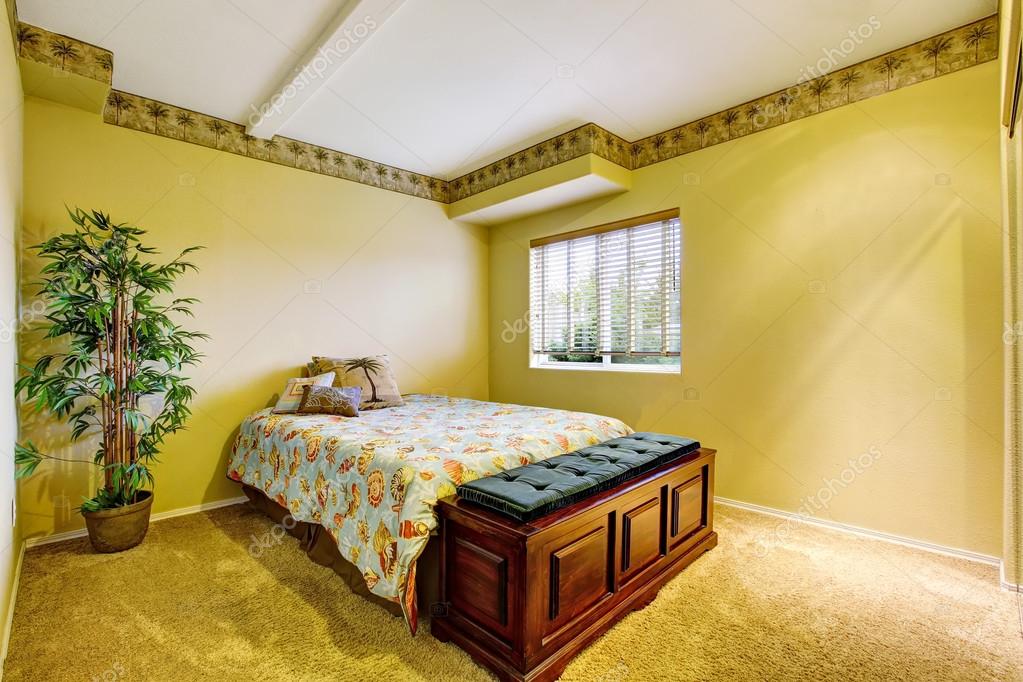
[15,209,207,552]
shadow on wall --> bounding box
[486,64,1004,555]
[13,213,291,536]
[15,346,299,541]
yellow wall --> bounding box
[490,63,1004,556]
[1,0,22,653]
[18,97,489,540]
[15,53,1003,559]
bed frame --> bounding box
[431,447,716,682]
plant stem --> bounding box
[34,454,95,465]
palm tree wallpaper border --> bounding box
[15,21,111,86]
[14,14,997,205]
[619,15,999,174]
[100,89,449,203]
[446,15,998,201]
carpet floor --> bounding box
[5,503,1022,681]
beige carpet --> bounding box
[5,504,1022,681]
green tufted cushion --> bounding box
[456,433,701,522]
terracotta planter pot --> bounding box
[82,491,154,553]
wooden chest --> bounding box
[432,447,716,682]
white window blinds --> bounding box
[530,210,681,358]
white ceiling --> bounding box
[19,0,998,179]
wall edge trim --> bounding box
[715,496,1000,567]
[1000,561,1023,591]
[0,541,25,677]
[23,496,248,548]
[14,14,999,205]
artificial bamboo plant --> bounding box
[15,209,208,512]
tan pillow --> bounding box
[297,385,362,417]
[272,371,336,413]
[311,355,404,409]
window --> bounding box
[529,209,681,373]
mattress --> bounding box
[226,394,631,633]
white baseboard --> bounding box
[0,542,25,680]
[1000,562,1022,592]
[150,495,248,523]
[23,496,249,549]
[715,496,1001,567]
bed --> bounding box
[226,394,632,633]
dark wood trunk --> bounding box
[433,448,717,682]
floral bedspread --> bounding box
[226,394,631,633]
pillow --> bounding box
[272,371,336,414]
[297,385,362,417]
[311,355,404,409]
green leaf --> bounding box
[14,443,43,478]
[15,208,208,503]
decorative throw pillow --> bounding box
[311,355,404,409]
[297,385,362,417]
[271,371,336,414]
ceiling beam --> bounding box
[245,0,407,139]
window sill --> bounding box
[529,360,681,375]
